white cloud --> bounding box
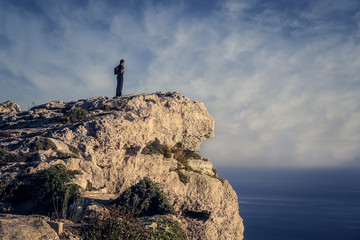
[0,0,359,166]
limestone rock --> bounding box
[0,92,244,240]
[0,214,59,240]
[0,100,21,113]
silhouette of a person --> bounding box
[115,59,125,97]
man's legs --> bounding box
[116,75,123,97]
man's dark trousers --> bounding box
[116,75,123,97]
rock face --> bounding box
[0,92,244,239]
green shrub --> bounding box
[148,217,190,239]
[83,217,190,240]
[183,149,201,160]
[0,147,32,165]
[69,145,81,156]
[0,176,13,205]
[171,143,200,168]
[30,139,80,159]
[113,177,174,217]
[56,150,80,159]
[175,169,189,185]
[142,138,172,158]
[170,143,203,185]
[145,99,157,104]
[67,197,86,222]
[0,164,82,217]
[30,137,56,152]
[85,180,96,191]
[62,108,88,124]
[83,218,138,240]
[142,140,201,162]
[170,144,225,185]
[0,148,11,165]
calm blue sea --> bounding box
[217,167,360,240]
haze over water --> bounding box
[218,167,360,240]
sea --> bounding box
[217,167,360,240]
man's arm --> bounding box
[121,66,125,74]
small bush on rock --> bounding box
[142,138,172,158]
[83,216,190,240]
[145,99,157,104]
[183,149,201,160]
[56,150,80,159]
[0,164,82,217]
[85,180,96,191]
[0,147,32,165]
[69,145,81,156]
[0,176,14,205]
[0,148,12,165]
[30,137,56,152]
[171,143,200,168]
[62,107,88,124]
[175,169,189,185]
[113,177,174,217]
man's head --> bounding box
[120,59,125,65]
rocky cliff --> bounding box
[0,92,244,239]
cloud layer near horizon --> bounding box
[1,0,359,166]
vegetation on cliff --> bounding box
[30,137,57,152]
[61,107,88,124]
[142,137,172,158]
[83,214,189,240]
[113,177,174,217]
[84,177,188,239]
[0,164,82,218]
[0,147,33,165]
[1,165,190,239]
[141,139,206,185]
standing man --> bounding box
[115,59,125,97]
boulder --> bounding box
[0,101,21,113]
[0,214,59,240]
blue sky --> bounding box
[1,0,359,167]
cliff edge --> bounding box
[0,92,244,239]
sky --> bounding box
[0,0,359,167]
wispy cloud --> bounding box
[0,0,359,166]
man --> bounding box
[115,59,125,97]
